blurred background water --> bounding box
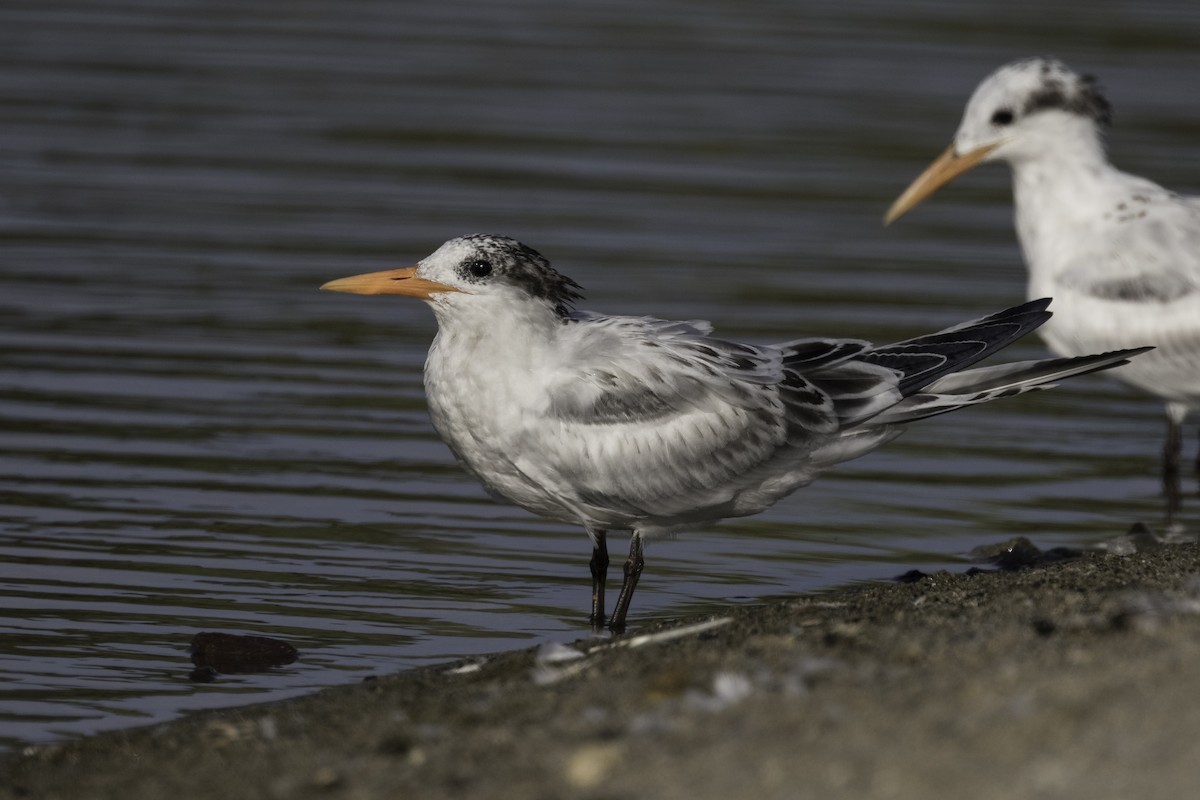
[2,0,1198,750]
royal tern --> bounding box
[885,57,1200,518]
[323,234,1145,628]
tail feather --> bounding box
[923,349,1150,394]
[870,347,1150,425]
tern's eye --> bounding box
[466,260,493,279]
[991,108,1015,126]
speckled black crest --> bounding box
[457,234,585,316]
[1022,60,1112,127]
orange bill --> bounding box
[320,266,460,298]
[884,142,1000,225]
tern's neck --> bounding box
[1006,120,1120,275]
[428,295,564,364]
[423,296,569,444]
[1008,120,1112,204]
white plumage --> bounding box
[323,234,1144,628]
[886,57,1200,519]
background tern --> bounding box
[885,57,1200,521]
[323,234,1146,629]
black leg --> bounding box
[1194,426,1200,473]
[1165,416,1183,526]
[609,531,644,632]
[1165,416,1182,479]
[588,528,609,628]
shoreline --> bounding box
[6,537,1200,799]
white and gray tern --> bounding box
[887,57,1200,520]
[324,234,1146,629]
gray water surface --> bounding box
[3,0,1199,750]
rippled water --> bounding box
[3,0,1199,749]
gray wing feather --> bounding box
[1061,193,1200,302]
[552,315,797,423]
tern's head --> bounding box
[885,57,1112,224]
[953,57,1111,158]
[321,234,584,319]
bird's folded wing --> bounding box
[519,316,847,520]
[548,315,789,423]
[1062,200,1200,303]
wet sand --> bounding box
[6,535,1200,800]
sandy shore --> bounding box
[6,535,1200,800]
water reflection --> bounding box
[2,0,1197,750]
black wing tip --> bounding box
[999,297,1052,313]
[987,297,1053,325]
[1078,345,1155,360]
[1096,345,1155,365]
[876,298,1058,397]
[945,298,1053,340]
[1058,345,1155,378]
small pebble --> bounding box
[564,744,621,789]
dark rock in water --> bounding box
[970,536,1043,567]
[969,536,1083,571]
[894,569,929,583]
[189,665,219,683]
[189,632,299,677]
